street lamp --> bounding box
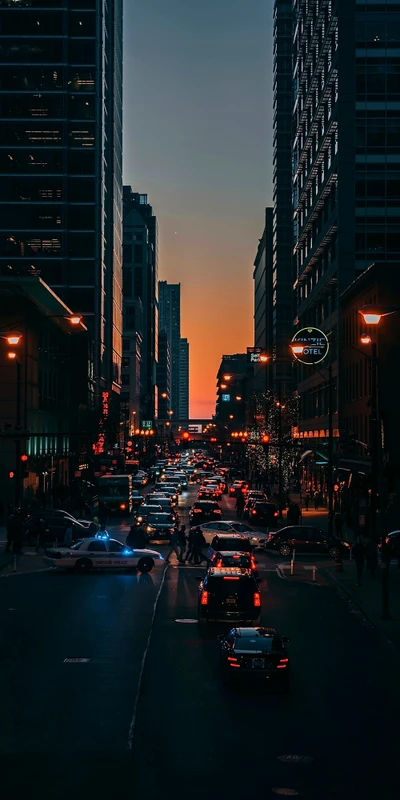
[223,374,232,381]
[358,304,400,620]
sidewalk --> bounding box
[0,546,49,577]
[324,561,400,658]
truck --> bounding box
[97,474,133,515]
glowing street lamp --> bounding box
[360,334,372,345]
[223,374,232,381]
[7,351,17,360]
[259,354,269,363]
[358,305,400,326]
[290,344,304,355]
[67,315,82,325]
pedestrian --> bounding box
[334,513,344,539]
[165,527,182,563]
[236,492,245,519]
[5,513,14,552]
[126,524,148,549]
[178,524,187,561]
[192,527,207,565]
[314,490,319,510]
[88,520,99,535]
[185,527,197,563]
[35,517,47,552]
[352,537,366,586]
[304,493,309,511]
[63,524,73,547]
[365,538,378,577]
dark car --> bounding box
[207,534,253,560]
[249,501,279,526]
[23,510,88,544]
[382,530,400,559]
[197,567,261,624]
[197,489,220,502]
[145,513,177,540]
[266,525,351,558]
[243,492,267,518]
[210,551,258,576]
[134,504,163,524]
[218,627,290,689]
[189,501,222,524]
[131,490,144,508]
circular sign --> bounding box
[291,327,329,365]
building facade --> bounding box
[214,354,248,432]
[179,337,189,419]
[292,0,400,440]
[157,330,171,421]
[272,0,294,396]
[0,0,123,403]
[122,188,158,425]
[158,281,181,416]
[253,207,273,397]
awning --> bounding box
[299,449,329,464]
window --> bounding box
[123,269,132,297]
[123,244,133,264]
[108,540,125,553]
[134,268,142,298]
[87,541,107,552]
[66,262,94,285]
[134,244,143,263]
[125,305,136,330]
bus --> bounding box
[97,474,133,515]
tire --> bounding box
[74,558,92,573]
[279,543,291,557]
[328,546,340,559]
[137,556,154,573]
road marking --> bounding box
[276,564,289,580]
[64,658,91,663]
[127,563,168,750]
[175,618,198,624]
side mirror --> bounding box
[282,636,290,643]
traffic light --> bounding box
[262,434,270,444]
[8,471,15,479]
[21,454,28,462]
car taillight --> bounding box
[252,510,257,515]
[213,509,220,514]
[274,511,278,517]
[120,503,126,510]
[201,591,209,605]
[277,658,289,669]
[223,576,240,581]
[251,557,256,569]
[253,592,261,607]
[385,537,389,544]
[193,509,201,513]
[267,533,274,541]
[227,656,238,662]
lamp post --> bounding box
[2,332,23,507]
[358,305,400,620]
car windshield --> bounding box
[147,514,173,524]
[234,636,281,653]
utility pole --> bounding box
[328,362,334,538]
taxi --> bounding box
[43,532,164,573]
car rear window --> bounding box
[234,636,280,653]
[207,577,256,598]
[215,555,251,568]
[254,503,277,511]
[211,537,252,552]
[195,502,217,510]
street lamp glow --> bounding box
[7,351,17,359]
[223,374,232,381]
[362,312,381,325]
[161,392,168,399]
[291,344,304,355]
[220,384,227,389]
[67,315,82,325]
[6,335,21,345]
[259,355,269,363]
[360,334,372,345]
[235,396,242,401]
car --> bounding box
[381,530,400,559]
[172,472,188,489]
[23,510,89,544]
[266,525,351,558]
[197,489,220,502]
[210,550,258,575]
[154,484,179,504]
[131,490,144,508]
[132,474,148,488]
[207,533,253,561]
[134,504,163,524]
[249,501,279,526]
[243,491,268,517]
[145,512,177,541]
[228,480,248,497]
[189,500,222,524]
[218,627,290,689]
[197,567,261,624]
[43,532,164,573]
[147,496,180,521]
[198,520,257,544]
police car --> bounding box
[43,532,164,573]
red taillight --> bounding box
[385,537,389,544]
[252,510,257,515]
[279,658,289,663]
[277,664,287,669]
[213,509,220,514]
[251,557,256,569]
[229,663,241,668]
[201,591,209,605]
[216,559,222,567]
[224,576,240,581]
[274,511,279,517]
[253,592,261,607]
[233,554,240,559]
[193,508,202,513]
[227,656,238,662]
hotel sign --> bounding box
[291,328,329,365]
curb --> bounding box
[323,568,400,662]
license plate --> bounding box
[226,598,236,605]
[252,658,265,669]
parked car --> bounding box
[23,510,89,544]
[266,525,351,558]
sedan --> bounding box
[43,534,164,573]
[228,481,247,497]
[131,490,144,508]
[145,513,177,541]
[189,501,222,524]
[218,627,290,690]
[198,520,257,545]
[197,489,220,502]
[266,525,351,558]
[249,502,279,526]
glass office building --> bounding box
[0,0,123,396]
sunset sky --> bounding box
[123,0,273,418]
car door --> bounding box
[87,539,108,567]
[288,528,308,553]
[107,539,134,567]
[307,529,328,555]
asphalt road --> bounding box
[0,483,399,800]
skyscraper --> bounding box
[253,208,273,397]
[179,338,189,420]
[272,0,294,396]
[292,0,400,439]
[158,281,181,416]
[123,188,158,424]
[0,0,123,403]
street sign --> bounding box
[247,346,263,363]
[142,420,152,429]
[291,327,329,365]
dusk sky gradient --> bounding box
[123,0,274,418]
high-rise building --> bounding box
[179,338,189,419]
[0,0,123,404]
[123,188,158,424]
[158,281,181,416]
[214,354,248,431]
[253,208,273,397]
[157,331,171,420]
[272,0,294,396]
[292,0,400,439]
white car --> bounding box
[198,520,261,545]
[43,533,164,573]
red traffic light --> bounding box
[8,471,15,479]
[182,432,190,440]
[21,454,28,462]
[210,437,217,443]
[262,435,270,444]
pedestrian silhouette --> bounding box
[352,538,366,586]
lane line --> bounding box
[127,563,169,750]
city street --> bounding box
[0,484,399,799]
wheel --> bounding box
[279,543,291,557]
[137,556,154,573]
[328,546,340,559]
[74,558,92,573]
